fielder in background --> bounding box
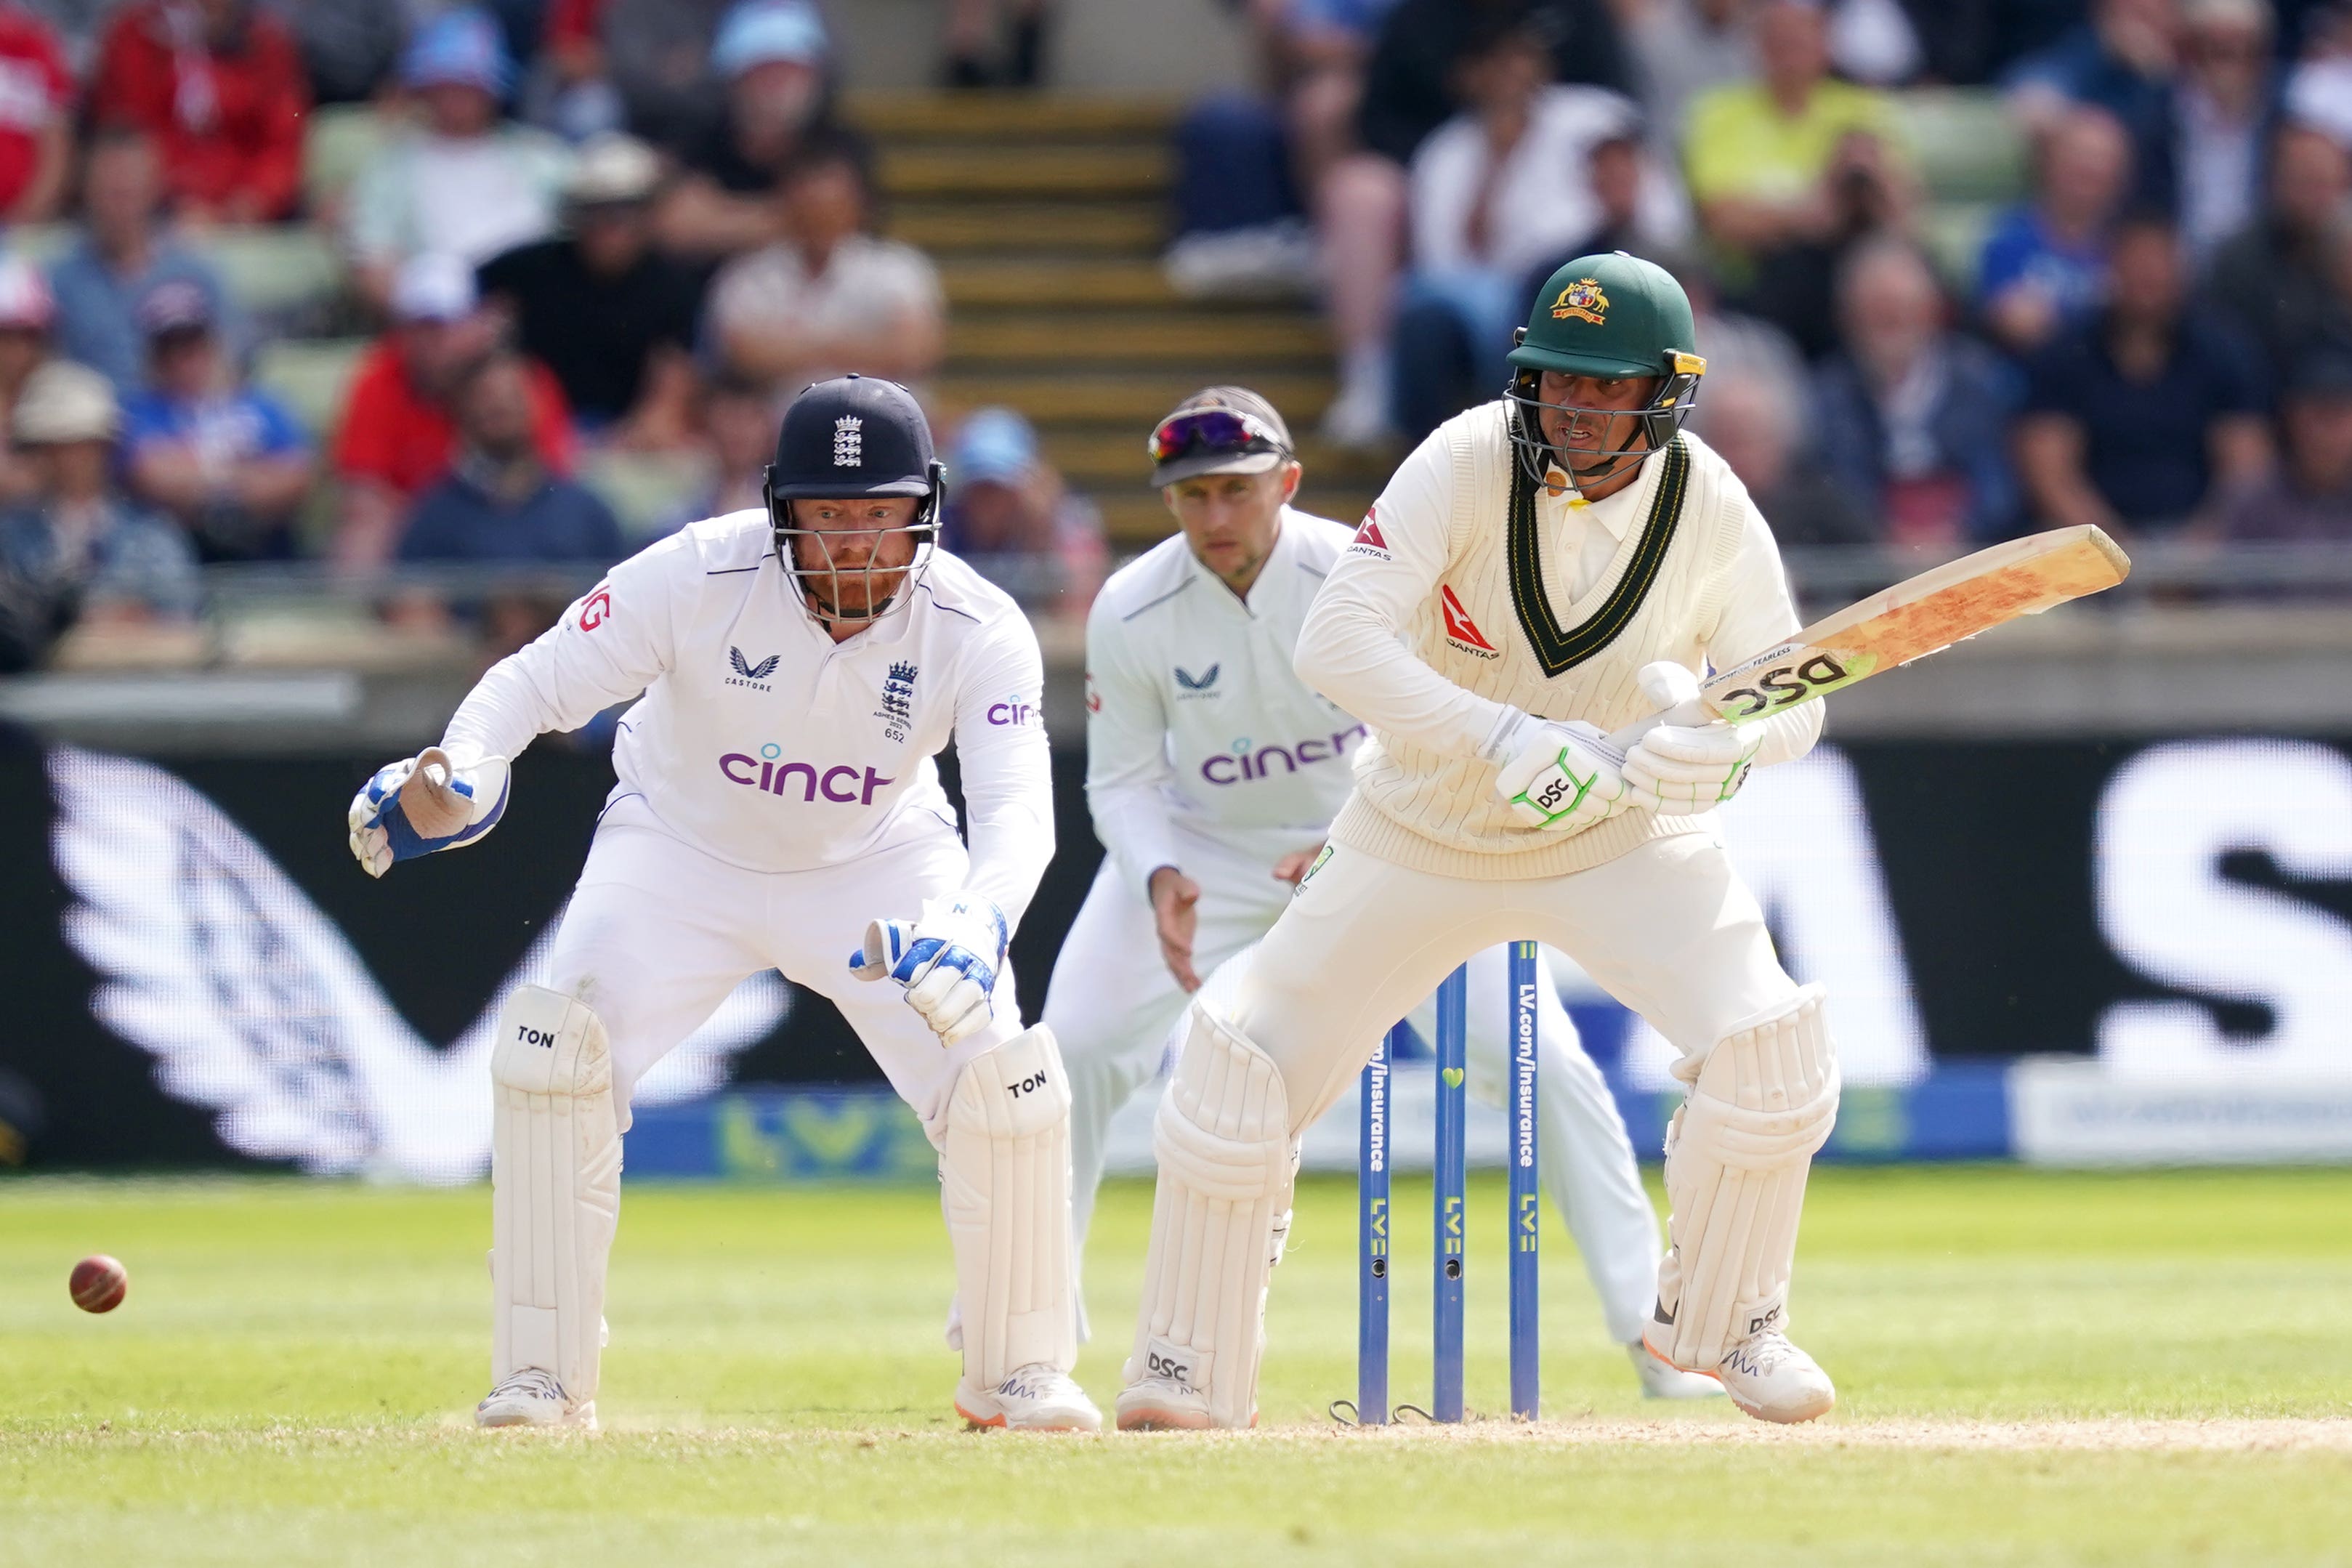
[1120,253,1842,1431]
[347,375,1099,1434]
[1043,385,1717,1400]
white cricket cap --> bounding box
[392,251,478,324]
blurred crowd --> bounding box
[0,0,1098,671]
[1187,0,2352,557]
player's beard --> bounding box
[794,536,914,624]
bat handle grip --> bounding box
[1601,696,1711,759]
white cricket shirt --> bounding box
[439,509,1054,922]
[1083,506,1363,898]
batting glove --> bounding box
[1622,720,1763,814]
[1487,711,1632,833]
[347,748,510,878]
[849,892,1009,1047]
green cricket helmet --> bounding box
[1506,251,1706,494]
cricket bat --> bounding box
[1604,524,2131,752]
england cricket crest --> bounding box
[875,660,917,742]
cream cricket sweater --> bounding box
[1294,403,1820,881]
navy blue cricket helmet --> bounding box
[764,374,945,623]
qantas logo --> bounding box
[1349,509,1389,557]
[1440,585,1499,658]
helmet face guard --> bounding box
[1503,345,1706,498]
[764,461,945,628]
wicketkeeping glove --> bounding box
[849,892,1009,1047]
[1488,711,1633,832]
[347,747,510,878]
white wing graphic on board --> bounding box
[47,746,788,1183]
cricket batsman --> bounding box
[1119,253,1840,1429]
[347,375,1099,1433]
[1044,386,1715,1399]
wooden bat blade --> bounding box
[1700,525,2129,724]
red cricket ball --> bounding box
[70,1254,127,1314]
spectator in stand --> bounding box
[0,4,70,224]
[2016,210,2272,538]
[658,0,850,259]
[332,252,576,567]
[705,137,946,389]
[2002,0,2181,211]
[1391,21,1688,438]
[1664,249,1809,443]
[47,129,238,396]
[479,134,703,448]
[1683,0,1910,318]
[533,0,737,152]
[1318,0,1631,446]
[280,0,407,107]
[1277,0,1404,200]
[1976,107,2135,357]
[120,280,313,563]
[936,405,1105,615]
[2283,0,2352,147]
[0,360,198,668]
[682,370,781,525]
[1621,0,1758,150]
[2206,121,2352,381]
[88,0,308,222]
[1700,368,1875,543]
[2221,345,2352,541]
[942,0,1052,89]
[401,350,625,567]
[346,9,572,315]
[399,347,625,655]
[1812,237,2021,545]
[0,255,53,504]
[2173,0,2278,263]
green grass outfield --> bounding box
[4,1166,2350,1565]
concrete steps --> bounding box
[848,92,1383,551]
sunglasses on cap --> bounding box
[1147,408,1287,466]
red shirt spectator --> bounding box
[89,0,309,222]
[335,340,575,499]
[0,7,70,219]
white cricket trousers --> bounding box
[545,809,1022,1132]
[1236,831,1801,1137]
[1042,831,1663,1344]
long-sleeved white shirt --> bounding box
[1082,506,1360,898]
[440,509,1054,924]
[1294,407,1820,879]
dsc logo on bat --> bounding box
[1713,645,1878,719]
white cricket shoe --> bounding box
[955,1364,1102,1432]
[1113,1377,1239,1431]
[1710,1330,1836,1423]
[1629,1341,1726,1400]
[474,1368,597,1431]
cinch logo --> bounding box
[1200,724,1367,785]
[1440,584,1498,658]
[1349,507,1389,557]
[987,699,1040,727]
[577,586,612,631]
[719,744,894,804]
[1173,662,1219,698]
[727,646,779,691]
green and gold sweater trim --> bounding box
[1506,433,1690,679]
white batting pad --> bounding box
[1654,985,1838,1371]
[1123,1001,1296,1428]
[490,985,622,1410]
[941,1025,1078,1389]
